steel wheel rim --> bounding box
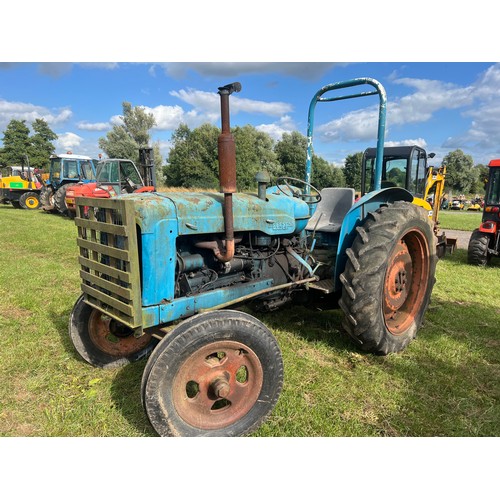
[172,340,264,430]
[26,196,39,208]
[383,228,430,335]
[88,309,151,357]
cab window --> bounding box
[120,161,142,185]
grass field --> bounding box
[0,204,499,437]
[438,210,482,231]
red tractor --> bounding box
[65,148,156,217]
[467,159,500,266]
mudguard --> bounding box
[334,187,414,290]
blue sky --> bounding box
[1,62,500,169]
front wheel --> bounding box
[467,229,491,266]
[142,310,284,436]
[19,192,40,210]
[68,295,157,369]
[339,201,437,355]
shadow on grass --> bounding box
[49,305,157,436]
[110,361,157,436]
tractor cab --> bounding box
[65,155,156,216]
[95,159,145,194]
[40,153,98,214]
[468,159,500,266]
[361,145,430,199]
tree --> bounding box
[274,130,342,190]
[29,118,57,169]
[442,149,475,194]
[164,123,220,189]
[470,163,489,195]
[274,131,307,179]
[233,125,279,190]
[343,152,363,191]
[312,156,346,190]
[0,119,32,166]
[98,102,156,164]
[164,123,280,191]
[152,141,164,187]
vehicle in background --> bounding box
[467,159,500,266]
[40,153,98,215]
[0,158,43,210]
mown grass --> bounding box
[0,204,499,437]
[438,210,482,231]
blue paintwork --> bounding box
[141,278,274,328]
[332,187,414,289]
[305,78,387,193]
[118,190,309,310]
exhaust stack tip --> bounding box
[218,82,242,95]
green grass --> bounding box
[1,204,499,437]
[438,210,482,231]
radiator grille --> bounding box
[75,197,142,328]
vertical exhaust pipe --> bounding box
[216,82,241,262]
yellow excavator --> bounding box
[361,145,457,257]
[0,156,44,210]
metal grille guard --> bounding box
[74,196,142,329]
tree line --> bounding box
[0,103,490,196]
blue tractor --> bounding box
[69,78,437,436]
[40,153,98,215]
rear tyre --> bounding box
[339,201,437,355]
[467,229,491,266]
[69,295,157,369]
[19,192,40,210]
[40,186,56,212]
[54,183,77,215]
[142,310,284,437]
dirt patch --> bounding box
[442,229,472,250]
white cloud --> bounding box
[256,115,297,141]
[390,78,474,124]
[316,106,381,142]
[56,132,83,150]
[314,76,477,145]
[0,98,72,128]
[145,104,191,130]
[77,121,110,131]
[385,138,428,148]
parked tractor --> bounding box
[361,146,456,256]
[467,159,500,266]
[64,149,156,218]
[0,158,43,210]
[40,153,98,215]
[68,78,437,437]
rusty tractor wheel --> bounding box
[68,295,157,369]
[142,310,283,437]
[338,201,437,355]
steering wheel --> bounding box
[124,177,137,193]
[275,176,322,205]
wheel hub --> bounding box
[172,340,263,430]
[88,310,151,357]
[383,229,430,335]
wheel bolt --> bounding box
[211,377,230,398]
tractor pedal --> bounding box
[308,278,335,294]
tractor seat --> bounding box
[305,187,355,233]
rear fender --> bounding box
[333,187,414,290]
[479,221,498,234]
